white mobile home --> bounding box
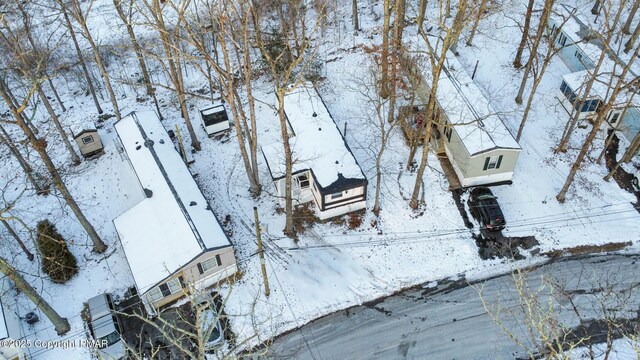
[418,51,521,188]
[261,84,368,220]
[113,111,237,313]
[1,278,26,360]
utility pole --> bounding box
[253,207,270,297]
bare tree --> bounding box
[514,0,535,68]
[353,0,360,31]
[622,0,640,34]
[409,0,471,209]
[2,220,34,261]
[624,20,640,53]
[62,0,121,120]
[0,256,70,335]
[0,11,82,164]
[352,63,400,215]
[466,0,488,46]
[604,130,640,181]
[515,0,554,105]
[0,76,107,253]
[113,0,163,118]
[57,1,103,114]
[0,124,45,193]
[138,0,201,151]
[16,2,66,112]
[177,0,261,195]
[478,261,640,359]
[516,1,565,142]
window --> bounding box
[147,287,163,302]
[560,81,577,104]
[578,99,601,112]
[483,155,503,171]
[297,174,310,188]
[330,192,343,200]
[609,111,620,124]
[445,126,453,142]
[198,255,223,274]
[151,277,185,300]
[159,284,170,297]
[167,278,182,293]
[81,135,94,144]
[560,34,567,46]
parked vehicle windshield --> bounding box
[98,331,121,348]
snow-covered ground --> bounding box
[1,0,639,358]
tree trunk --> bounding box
[353,0,359,31]
[152,0,200,150]
[466,0,488,46]
[604,131,640,181]
[212,22,261,195]
[409,120,432,209]
[240,21,261,194]
[517,71,542,142]
[418,0,428,30]
[276,89,295,237]
[17,4,67,113]
[387,0,406,124]
[71,0,121,120]
[514,0,535,68]
[624,21,640,53]
[515,0,553,104]
[113,0,157,103]
[380,0,392,98]
[36,86,81,165]
[0,125,44,193]
[557,111,605,202]
[622,0,640,34]
[59,5,103,114]
[591,0,601,15]
[0,256,70,335]
[0,81,107,253]
[45,78,66,112]
[2,220,34,261]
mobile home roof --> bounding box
[426,52,520,156]
[261,83,365,187]
[114,111,230,294]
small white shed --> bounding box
[72,129,104,158]
[199,103,230,137]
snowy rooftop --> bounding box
[424,52,520,156]
[562,67,639,106]
[201,103,225,115]
[553,4,638,75]
[113,111,231,293]
[261,83,365,187]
